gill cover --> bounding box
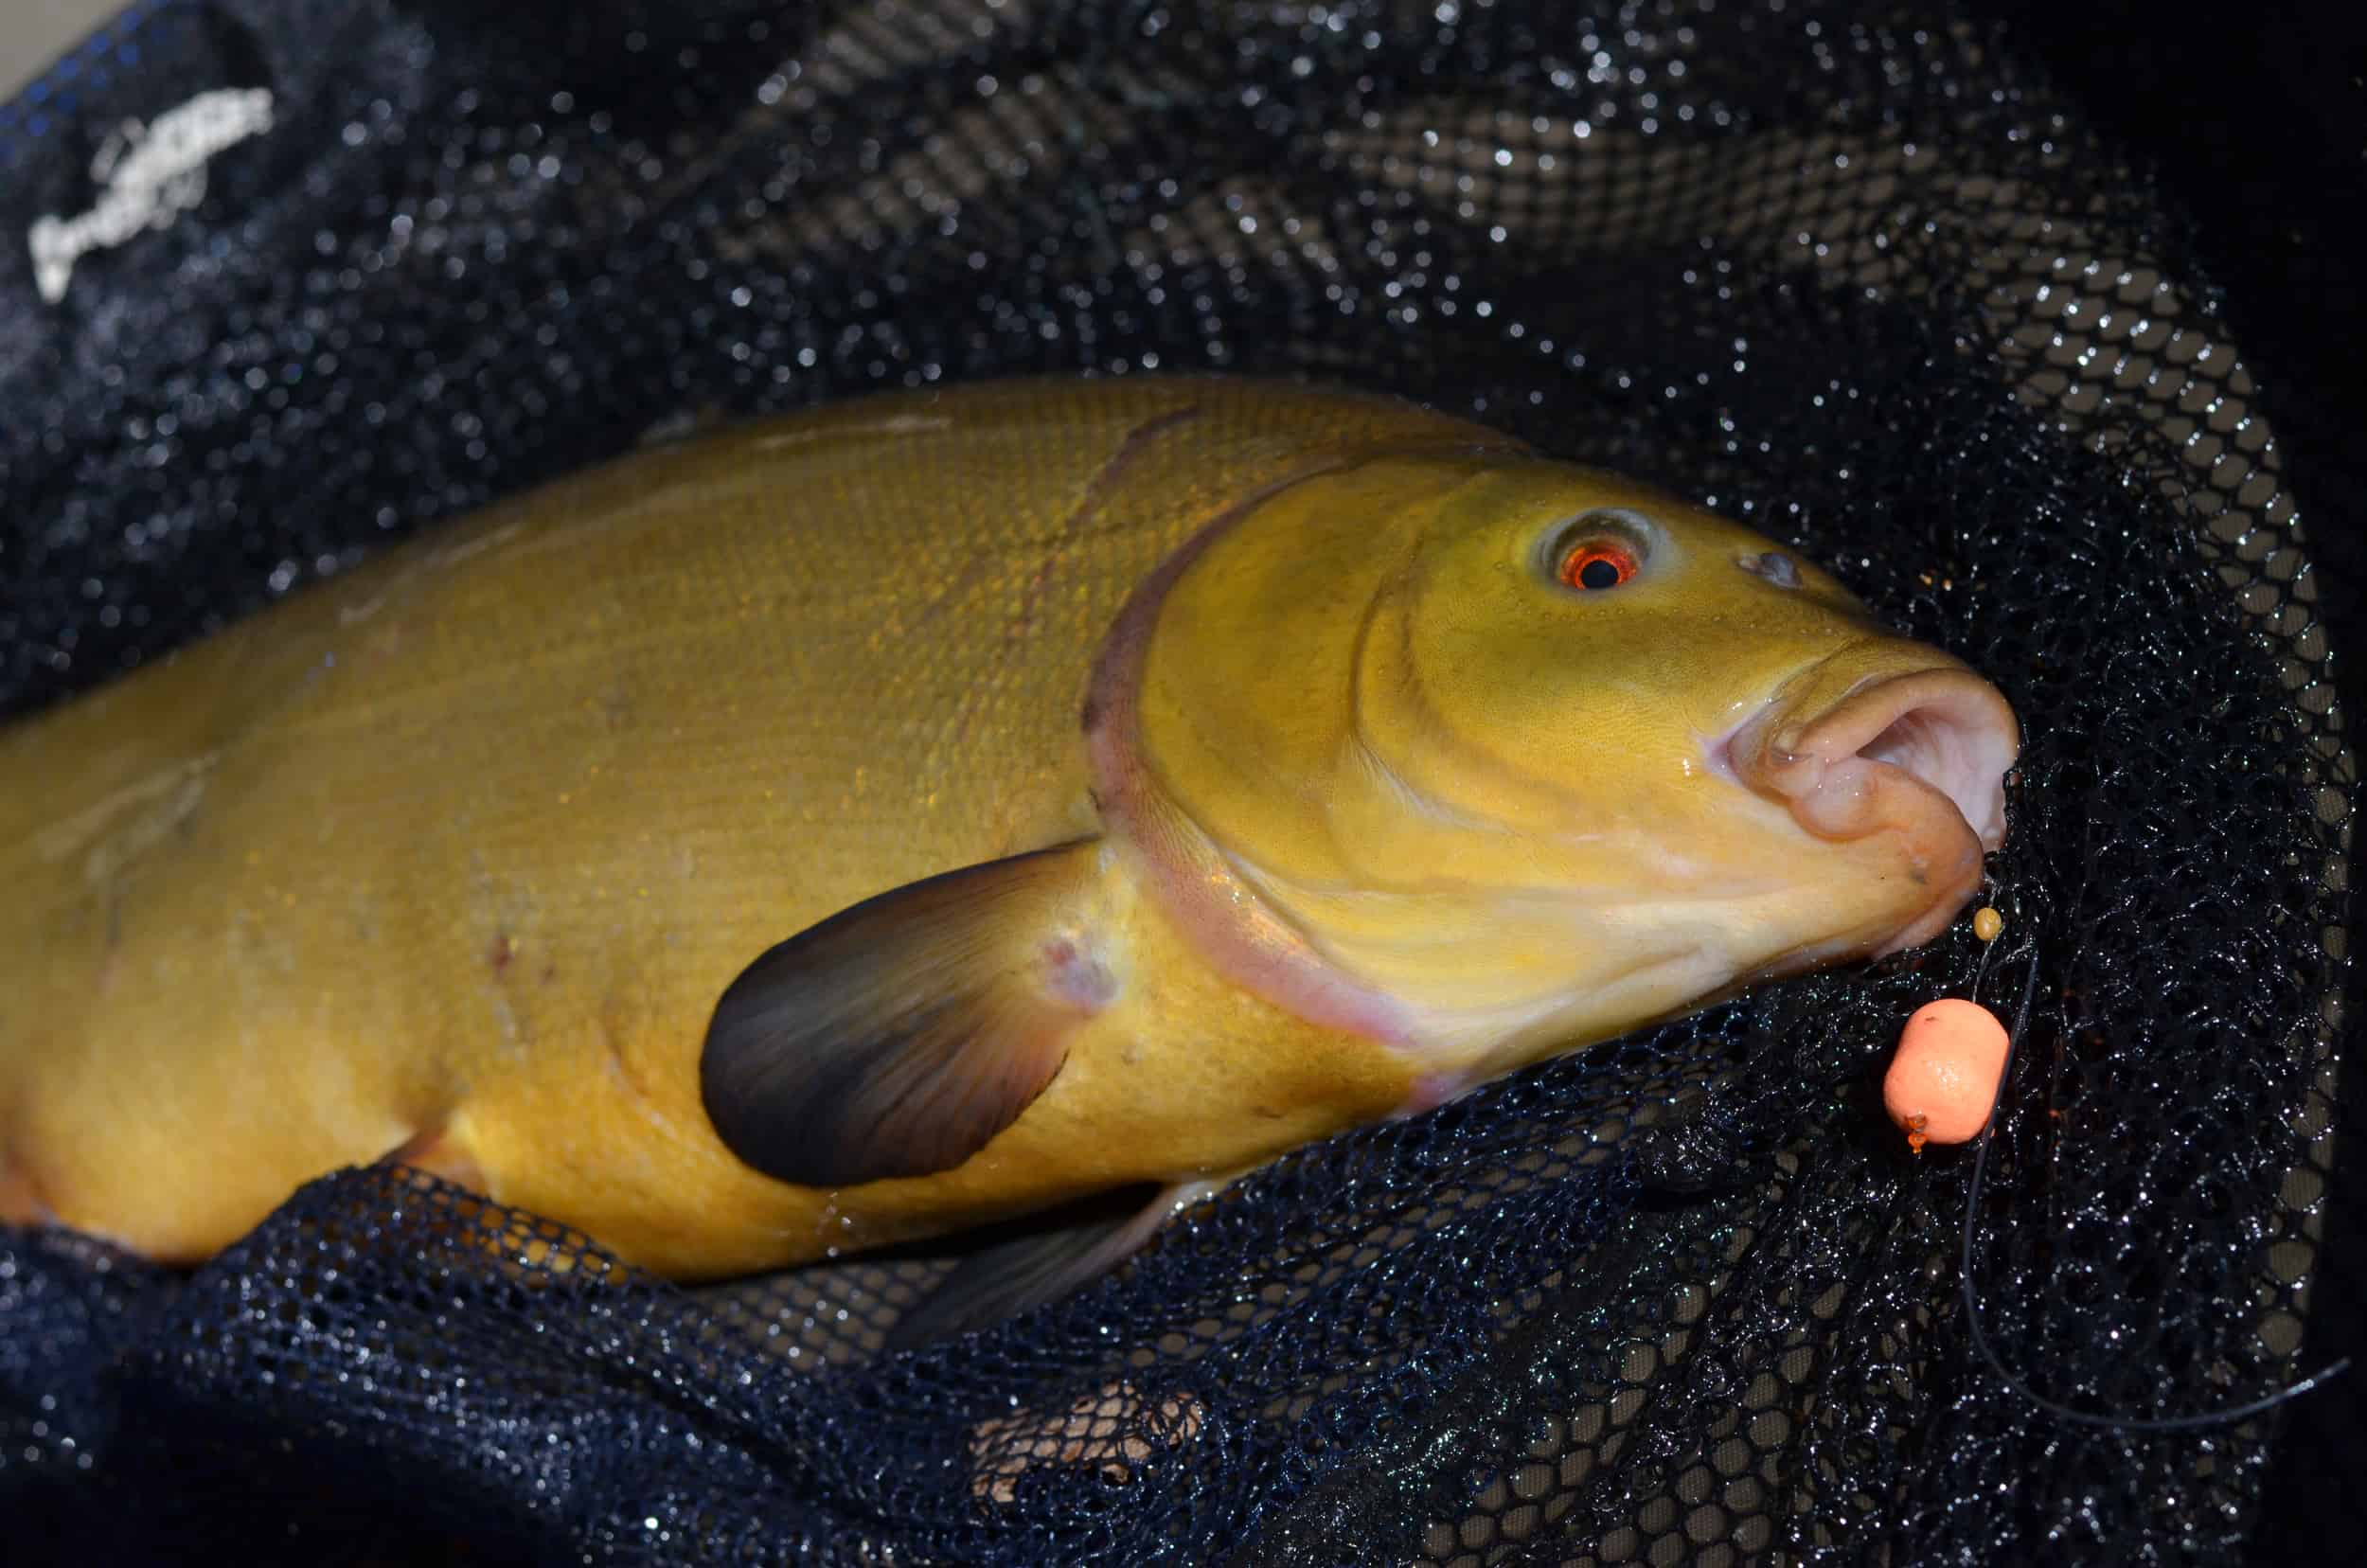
[1103,454,2019,1067]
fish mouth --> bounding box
[1716,664,2020,949]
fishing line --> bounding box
[1955,923,2352,1432]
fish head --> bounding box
[1092,453,2020,1079]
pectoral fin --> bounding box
[701,841,1116,1191]
[377,1125,486,1194]
[0,1158,54,1228]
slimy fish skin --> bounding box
[0,377,2018,1328]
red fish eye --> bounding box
[1557,540,1638,591]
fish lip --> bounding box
[1710,664,2020,949]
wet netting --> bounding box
[2,1,2361,1562]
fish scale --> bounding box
[0,377,1486,1275]
[0,375,2014,1315]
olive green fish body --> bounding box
[0,376,2019,1295]
[0,381,1504,1274]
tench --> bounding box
[0,377,2017,1328]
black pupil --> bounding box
[1578,556,1623,590]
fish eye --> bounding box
[1737,550,1801,589]
[1544,509,1653,593]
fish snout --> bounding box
[1715,664,2020,946]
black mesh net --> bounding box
[3,1,2360,1563]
